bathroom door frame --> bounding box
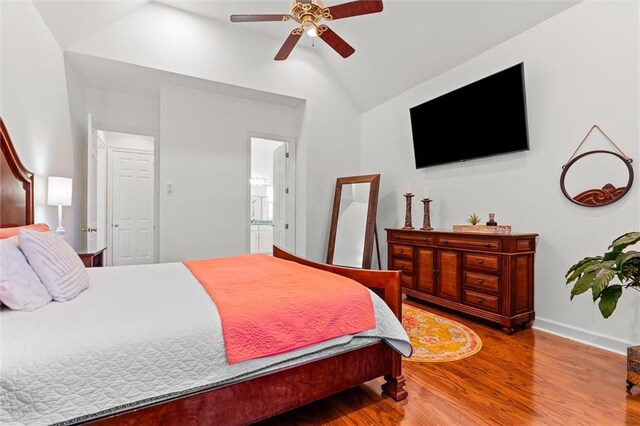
[247,133,296,254]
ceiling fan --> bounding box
[230,0,383,61]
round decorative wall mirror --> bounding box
[560,150,634,207]
[560,125,634,208]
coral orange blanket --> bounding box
[183,254,376,364]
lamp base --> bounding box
[56,205,65,239]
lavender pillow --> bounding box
[0,237,52,310]
[19,230,89,302]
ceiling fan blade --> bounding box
[275,29,303,61]
[230,14,291,23]
[324,0,383,20]
[318,25,355,58]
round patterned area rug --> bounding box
[402,304,482,362]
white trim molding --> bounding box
[533,316,638,356]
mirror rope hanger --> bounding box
[563,124,632,168]
[560,124,634,208]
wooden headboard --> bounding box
[0,117,34,227]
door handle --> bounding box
[113,224,119,228]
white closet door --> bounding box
[112,150,154,266]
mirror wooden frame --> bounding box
[560,150,634,207]
[326,174,380,269]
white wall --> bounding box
[86,88,159,136]
[64,59,88,248]
[361,1,640,352]
[69,2,362,261]
[159,84,300,262]
[1,0,80,245]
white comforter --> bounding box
[0,262,410,426]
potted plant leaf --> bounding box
[565,231,640,391]
[566,231,640,317]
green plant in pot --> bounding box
[467,213,481,226]
[566,232,640,318]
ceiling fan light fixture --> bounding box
[231,0,383,60]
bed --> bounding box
[0,116,409,425]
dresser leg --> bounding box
[627,380,635,392]
[502,326,515,335]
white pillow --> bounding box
[19,229,89,302]
[0,236,52,311]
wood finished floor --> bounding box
[259,299,640,425]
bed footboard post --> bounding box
[382,370,407,401]
[382,270,407,401]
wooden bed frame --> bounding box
[0,118,34,228]
[0,116,406,425]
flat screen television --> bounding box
[410,63,529,169]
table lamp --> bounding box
[47,176,72,238]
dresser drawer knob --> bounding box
[477,259,484,264]
[477,279,484,284]
[477,298,484,303]
[441,240,449,244]
[484,243,491,247]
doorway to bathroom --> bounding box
[249,136,295,255]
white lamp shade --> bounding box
[47,176,73,206]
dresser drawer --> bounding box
[401,273,414,288]
[464,271,500,292]
[439,236,501,251]
[390,232,434,245]
[464,253,500,271]
[464,290,499,312]
[391,258,414,275]
[391,244,414,259]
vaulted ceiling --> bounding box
[34,0,580,111]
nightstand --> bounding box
[76,245,107,268]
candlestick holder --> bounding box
[421,198,433,231]
[403,193,415,229]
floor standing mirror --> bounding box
[326,174,381,269]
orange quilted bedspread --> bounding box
[183,254,376,364]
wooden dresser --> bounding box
[386,229,537,334]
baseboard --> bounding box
[533,317,637,356]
